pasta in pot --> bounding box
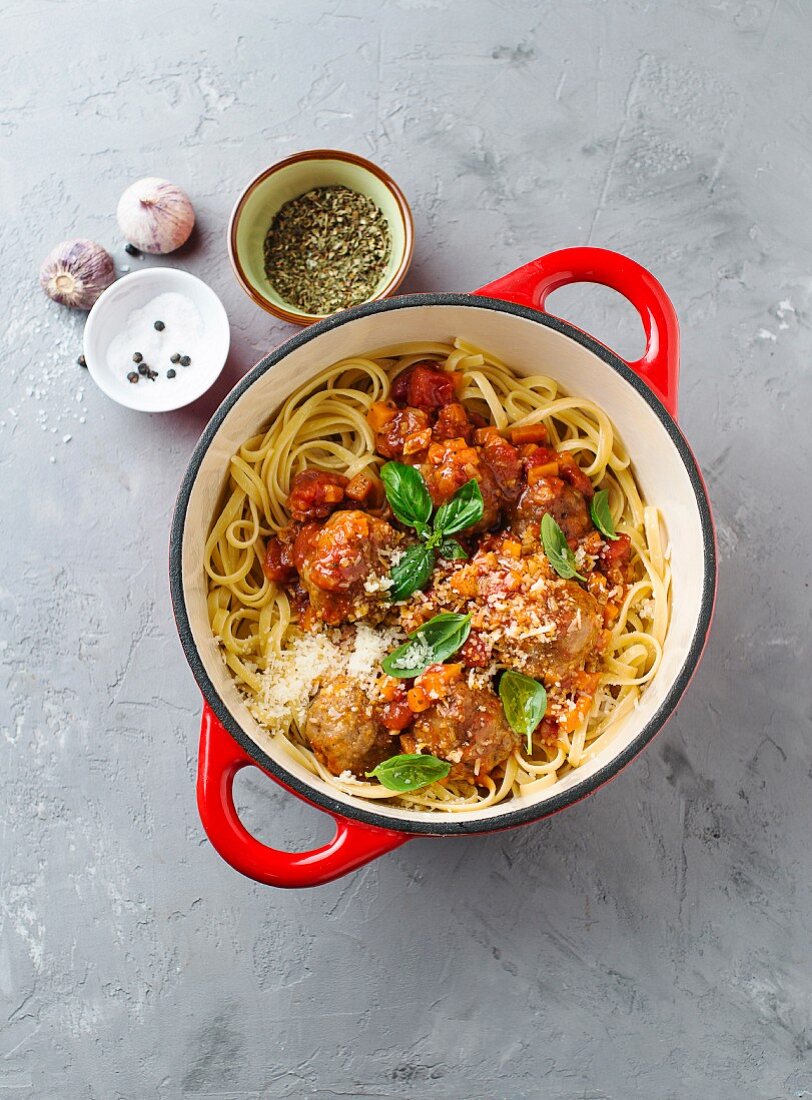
[205,338,671,813]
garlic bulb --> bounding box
[117,177,195,254]
[39,239,115,310]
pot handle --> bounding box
[474,246,680,418]
[197,703,410,888]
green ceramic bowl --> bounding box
[228,149,414,326]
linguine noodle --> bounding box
[205,339,671,813]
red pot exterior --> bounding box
[198,703,409,888]
[474,247,679,418]
[188,247,713,888]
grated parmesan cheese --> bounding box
[247,633,341,730]
[389,635,432,671]
[346,623,404,690]
[363,572,394,595]
[638,598,655,621]
[244,619,408,733]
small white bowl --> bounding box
[83,268,230,412]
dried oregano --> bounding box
[263,185,392,315]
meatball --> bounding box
[295,510,400,625]
[499,580,603,681]
[305,674,394,777]
[419,438,503,533]
[429,545,604,684]
[509,476,592,544]
[402,682,518,784]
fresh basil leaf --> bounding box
[380,461,432,535]
[541,512,586,581]
[437,538,468,560]
[388,544,436,602]
[366,753,451,792]
[381,612,472,678]
[499,669,547,753]
[413,611,472,651]
[433,478,484,537]
[590,489,618,540]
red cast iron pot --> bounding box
[170,248,717,888]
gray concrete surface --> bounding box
[2,1,811,1097]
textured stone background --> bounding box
[2,1,811,1097]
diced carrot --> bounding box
[345,472,370,501]
[474,426,503,447]
[603,602,620,626]
[527,462,559,484]
[450,571,479,597]
[572,670,601,694]
[416,663,463,698]
[508,423,548,445]
[378,675,403,702]
[587,571,607,597]
[367,401,396,431]
[408,665,462,711]
[561,694,593,733]
[407,686,432,712]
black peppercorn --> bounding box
[132,352,143,363]
[167,368,176,379]
[124,243,140,257]
[127,372,139,384]
[148,369,158,380]
[154,320,165,331]
[179,355,191,366]
[138,363,149,376]
[170,353,181,363]
[77,354,87,368]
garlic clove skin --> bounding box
[39,239,116,310]
[117,177,195,254]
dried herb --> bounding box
[263,185,392,315]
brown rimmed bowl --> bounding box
[228,149,414,325]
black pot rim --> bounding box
[169,292,717,837]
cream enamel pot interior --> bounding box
[170,247,716,888]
